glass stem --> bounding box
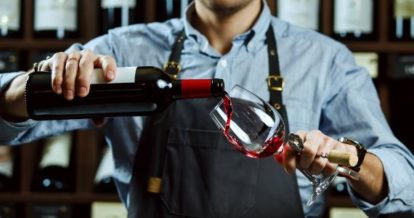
[299,169,317,184]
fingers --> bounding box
[63,52,82,100]
[282,130,339,176]
[95,55,117,81]
[41,49,117,100]
[76,50,97,98]
[50,52,68,95]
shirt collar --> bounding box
[182,0,273,53]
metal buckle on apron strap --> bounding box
[164,61,181,80]
[267,75,284,92]
[147,177,162,193]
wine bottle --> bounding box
[33,0,79,39]
[333,0,376,40]
[180,0,190,18]
[0,0,22,38]
[94,146,117,193]
[100,0,136,34]
[156,0,182,21]
[393,0,414,40]
[0,146,16,192]
[25,66,225,120]
[32,133,74,192]
[0,51,19,73]
[277,0,320,30]
[32,204,72,218]
[353,52,379,79]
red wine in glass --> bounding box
[222,92,285,158]
[211,85,359,206]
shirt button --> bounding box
[220,60,227,68]
[248,42,254,50]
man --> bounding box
[1,0,414,217]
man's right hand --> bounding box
[0,49,117,121]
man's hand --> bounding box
[280,130,357,176]
[279,130,387,204]
[0,50,117,122]
[38,50,117,100]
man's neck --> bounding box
[191,0,262,54]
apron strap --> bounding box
[265,26,290,134]
[164,26,290,133]
[128,24,304,218]
[163,31,186,80]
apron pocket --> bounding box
[161,128,259,218]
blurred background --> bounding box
[0,0,413,217]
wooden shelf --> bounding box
[1,0,414,217]
[326,195,355,208]
[344,42,414,53]
[0,39,88,50]
[0,193,119,203]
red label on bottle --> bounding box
[181,79,212,98]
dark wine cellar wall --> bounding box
[0,0,413,217]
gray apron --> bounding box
[127,26,304,218]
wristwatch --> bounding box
[338,137,367,172]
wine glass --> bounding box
[209,85,359,206]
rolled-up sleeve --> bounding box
[0,34,115,145]
[348,147,414,217]
[321,46,414,217]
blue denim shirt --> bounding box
[1,1,414,217]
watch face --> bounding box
[339,137,362,148]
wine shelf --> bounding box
[0,40,88,50]
[0,193,119,203]
[1,0,413,218]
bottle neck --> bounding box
[172,79,225,99]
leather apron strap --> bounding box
[127,26,304,218]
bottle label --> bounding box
[101,0,136,8]
[39,133,72,169]
[34,0,77,31]
[334,0,373,34]
[393,55,414,78]
[277,0,320,30]
[91,202,127,218]
[0,0,20,31]
[94,147,115,184]
[394,0,414,18]
[353,52,378,79]
[90,67,137,84]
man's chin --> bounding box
[197,0,256,15]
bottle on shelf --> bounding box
[100,0,137,34]
[32,204,72,218]
[0,146,17,192]
[31,133,74,192]
[0,51,19,73]
[277,0,320,31]
[0,203,18,218]
[94,146,117,193]
[25,66,225,120]
[0,0,22,38]
[33,0,79,39]
[353,52,379,79]
[156,0,190,21]
[91,202,127,218]
[333,0,377,40]
[180,0,190,18]
[393,0,414,40]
